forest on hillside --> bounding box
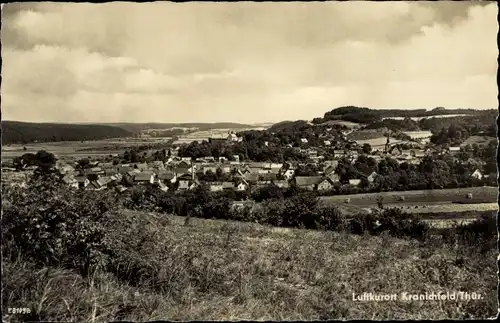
[2,121,133,145]
[312,106,493,125]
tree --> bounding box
[362,143,372,154]
[252,184,284,202]
[77,158,91,169]
[34,150,57,172]
[130,150,140,163]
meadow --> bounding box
[2,209,497,321]
[319,187,498,205]
[382,114,469,121]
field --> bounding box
[318,120,363,129]
[1,137,174,162]
[354,136,405,148]
[402,131,432,139]
[172,127,266,145]
[318,187,498,227]
[318,187,498,206]
[381,114,468,121]
[3,209,496,321]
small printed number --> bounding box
[8,308,31,314]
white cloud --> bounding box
[1,2,497,123]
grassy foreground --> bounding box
[2,209,497,321]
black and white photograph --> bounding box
[1,1,498,321]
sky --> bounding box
[1,1,498,124]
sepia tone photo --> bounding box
[1,1,498,321]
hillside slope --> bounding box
[2,121,133,145]
[3,209,496,321]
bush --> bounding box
[455,212,497,251]
[315,205,346,231]
[1,178,120,276]
[346,208,429,239]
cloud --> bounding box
[1,1,497,123]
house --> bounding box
[413,150,425,159]
[103,166,118,176]
[273,180,289,189]
[401,150,413,157]
[62,175,79,189]
[366,172,378,183]
[133,163,149,171]
[175,162,191,176]
[149,161,165,169]
[58,164,75,175]
[323,165,337,176]
[110,173,123,183]
[333,150,345,158]
[317,177,335,191]
[133,172,155,185]
[294,176,323,191]
[235,182,248,191]
[62,175,78,188]
[324,140,331,146]
[87,178,108,191]
[243,172,260,184]
[324,160,339,170]
[449,147,461,154]
[180,157,192,163]
[349,179,361,186]
[157,181,169,192]
[222,182,235,190]
[471,169,483,180]
[201,165,218,174]
[281,168,295,180]
[327,173,340,183]
[75,176,90,188]
[219,165,231,174]
[178,179,199,191]
[227,132,242,142]
[307,149,318,157]
[89,167,104,176]
[232,155,240,163]
[170,147,180,156]
[157,171,177,184]
[301,138,308,144]
[115,185,128,193]
[268,167,281,175]
[99,176,113,186]
[117,165,134,174]
[259,173,278,181]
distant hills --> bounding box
[312,106,492,125]
[100,122,255,133]
[1,121,258,145]
[1,121,133,145]
[3,108,495,145]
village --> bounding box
[2,129,493,198]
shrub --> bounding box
[374,208,429,240]
[1,179,120,276]
[346,208,429,239]
[315,205,346,231]
[455,212,497,251]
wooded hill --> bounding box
[312,106,494,125]
[2,121,133,145]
